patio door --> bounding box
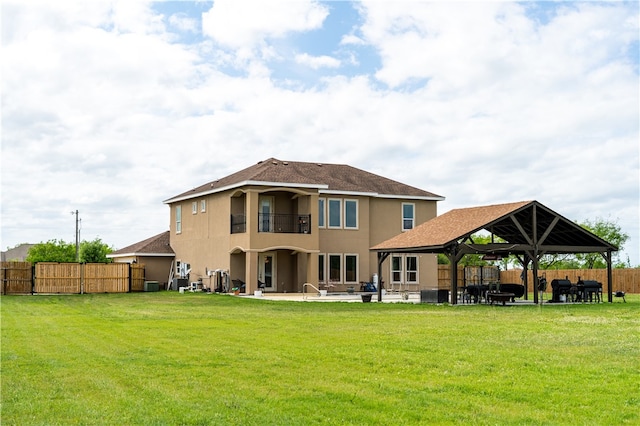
[258,252,277,292]
[259,196,274,232]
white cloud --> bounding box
[1,1,638,267]
[168,12,199,34]
[340,34,365,45]
[201,0,329,49]
[295,53,340,69]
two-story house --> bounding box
[163,158,444,294]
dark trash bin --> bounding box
[361,294,372,303]
[420,289,449,303]
[144,281,159,292]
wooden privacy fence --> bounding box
[1,262,32,294]
[1,262,145,294]
[437,265,500,289]
[500,269,639,295]
[438,265,638,294]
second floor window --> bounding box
[402,203,415,231]
[176,205,182,234]
[328,199,341,228]
[344,200,358,229]
[318,198,325,228]
[324,198,359,229]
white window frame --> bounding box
[405,255,418,283]
[176,205,182,234]
[201,200,206,213]
[318,198,326,228]
[344,254,359,284]
[328,253,342,283]
[192,201,198,214]
[344,199,358,230]
[402,203,415,231]
[390,254,419,285]
[328,198,342,229]
[391,255,403,284]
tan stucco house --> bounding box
[163,158,444,294]
[107,231,175,288]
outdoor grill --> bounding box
[550,279,573,302]
[577,279,602,302]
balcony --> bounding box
[259,213,311,234]
[231,214,312,234]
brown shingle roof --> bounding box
[372,201,532,250]
[165,158,444,203]
[108,231,174,256]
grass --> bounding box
[1,293,639,425]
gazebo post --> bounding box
[450,257,458,305]
[377,252,389,302]
[446,246,461,305]
[532,254,539,304]
[520,254,530,301]
[606,250,613,303]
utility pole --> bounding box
[72,210,79,262]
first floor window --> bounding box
[345,254,358,283]
[318,254,325,283]
[391,255,418,283]
[391,256,402,283]
[176,205,182,234]
[329,254,341,282]
[320,253,360,285]
[405,256,418,283]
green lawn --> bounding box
[2,293,638,425]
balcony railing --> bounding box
[230,214,312,234]
[259,213,311,234]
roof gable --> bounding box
[108,231,174,257]
[164,158,444,203]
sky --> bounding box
[1,0,638,266]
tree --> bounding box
[26,240,76,263]
[524,217,629,269]
[575,217,629,268]
[79,238,113,263]
[437,217,630,270]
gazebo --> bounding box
[371,200,618,304]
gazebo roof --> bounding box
[372,200,617,255]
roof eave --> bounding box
[107,252,175,258]
[164,180,329,204]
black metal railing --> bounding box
[258,214,311,234]
[230,214,246,234]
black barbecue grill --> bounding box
[550,279,573,302]
[577,279,602,303]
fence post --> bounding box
[128,263,132,293]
